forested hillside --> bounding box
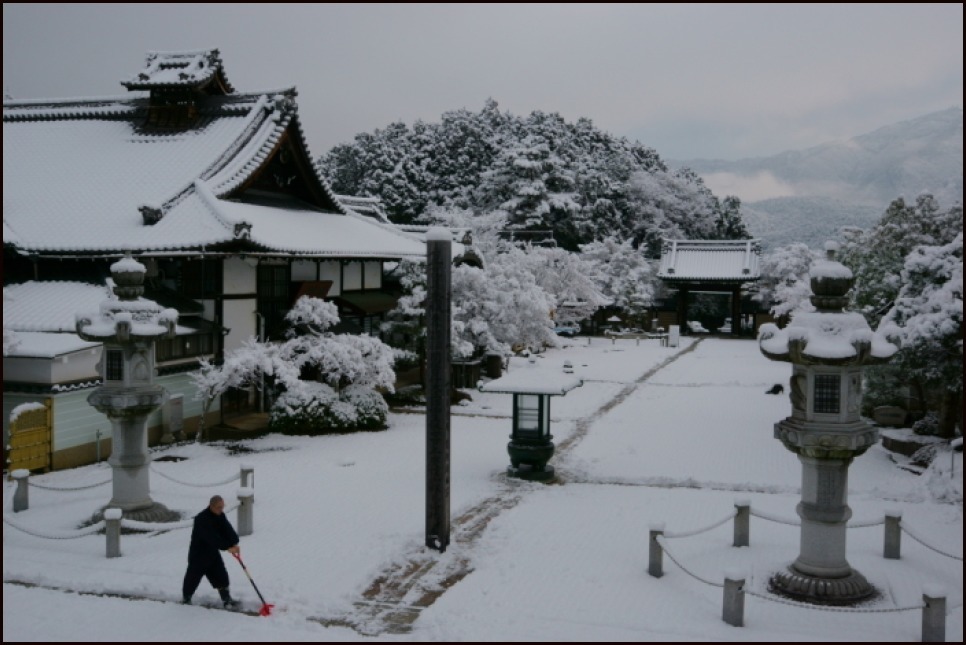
[320,99,747,253]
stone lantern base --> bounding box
[507,437,556,482]
[770,566,875,605]
[90,502,182,526]
[507,463,556,482]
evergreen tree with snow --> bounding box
[880,233,963,438]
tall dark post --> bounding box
[425,228,451,552]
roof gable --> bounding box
[3,49,422,260]
[658,239,762,282]
[121,49,234,94]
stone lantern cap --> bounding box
[479,357,583,396]
[759,242,898,366]
[75,255,178,343]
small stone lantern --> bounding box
[76,256,180,522]
[479,356,582,481]
[759,242,897,604]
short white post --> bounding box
[105,508,122,558]
[12,469,30,512]
[648,523,665,578]
[240,464,254,488]
[884,509,902,560]
[733,499,750,547]
[722,570,745,627]
[237,487,254,537]
[921,585,946,642]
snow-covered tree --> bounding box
[190,337,275,442]
[841,194,962,326]
[580,236,656,313]
[191,297,396,437]
[755,243,818,325]
[320,100,749,252]
[880,233,963,437]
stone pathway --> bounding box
[314,340,703,635]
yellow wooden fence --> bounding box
[6,400,52,473]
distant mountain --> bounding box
[676,107,963,249]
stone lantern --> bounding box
[758,242,897,604]
[479,356,582,481]
[76,256,180,522]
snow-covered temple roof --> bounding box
[3,50,424,260]
[121,49,234,93]
[4,281,112,333]
[657,239,762,282]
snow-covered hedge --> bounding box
[269,382,388,435]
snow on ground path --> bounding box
[317,340,703,636]
[561,339,922,500]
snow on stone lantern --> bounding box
[758,241,898,604]
[479,356,582,481]
[76,255,180,522]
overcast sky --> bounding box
[3,4,962,162]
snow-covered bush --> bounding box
[192,297,395,439]
[269,382,388,435]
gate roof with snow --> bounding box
[657,239,762,285]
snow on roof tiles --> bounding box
[4,281,112,333]
[208,193,425,258]
[4,59,423,259]
[657,239,762,282]
[4,331,101,359]
[121,49,233,92]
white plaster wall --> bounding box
[223,257,257,295]
[291,259,317,281]
[223,299,258,352]
[364,261,383,289]
[320,261,341,296]
[343,262,362,291]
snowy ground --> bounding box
[3,337,962,642]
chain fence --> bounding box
[149,464,241,488]
[3,514,105,540]
[664,509,736,539]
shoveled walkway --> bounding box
[314,340,703,635]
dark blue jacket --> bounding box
[188,507,239,565]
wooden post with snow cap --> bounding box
[425,227,451,553]
[105,508,122,558]
[12,469,29,512]
[722,569,746,627]
[733,498,750,547]
[237,487,254,537]
[884,509,901,559]
[240,464,254,488]
[648,522,665,578]
[921,584,947,642]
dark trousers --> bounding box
[183,557,230,599]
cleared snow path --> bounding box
[322,340,703,635]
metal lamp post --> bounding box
[76,256,181,523]
[759,242,897,604]
[480,356,582,481]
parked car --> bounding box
[554,322,581,337]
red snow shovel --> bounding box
[233,552,274,616]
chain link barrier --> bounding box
[28,478,111,492]
[749,507,800,526]
[149,465,240,488]
[900,524,963,561]
[744,588,923,614]
[655,535,723,588]
[664,509,737,539]
[116,501,242,533]
[3,514,105,540]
